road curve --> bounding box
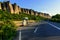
[14,21,60,40]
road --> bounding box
[14,21,60,40]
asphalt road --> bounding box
[14,21,60,40]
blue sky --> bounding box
[0,0,60,16]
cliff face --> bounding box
[12,3,19,14]
[0,2,2,9]
[7,1,14,14]
[0,1,51,18]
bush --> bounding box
[0,20,17,40]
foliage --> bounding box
[52,14,60,19]
[0,10,44,21]
[50,14,60,23]
[0,10,46,40]
[0,20,17,40]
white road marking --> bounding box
[34,21,48,33]
[34,27,38,33]
[47,22,60,30]
[19,30,21,40]
[34,22,60,33]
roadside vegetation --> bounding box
[50,14,60,23]
[0,20,17,40]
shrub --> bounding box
[0,20,17,40]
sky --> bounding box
[0,0,60,16]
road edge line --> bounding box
[47,22,60,30]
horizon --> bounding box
[0,0,60,16]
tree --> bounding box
[51,14,60,22]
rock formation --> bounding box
[0,1,51,18]
[29,9,34,15]
[2,2,6,11]
[13,3,19,14]
[18,6,21,13]
[7,1,14,14]
[0,2,2,10]
[34,11,38,16]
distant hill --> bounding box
[0,1,51,18]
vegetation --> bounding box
[0,10,44,21]
[0,10,46,40]
[50,14,60,23]
[0,20,17,40]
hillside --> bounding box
[0,1,51,19]
[0,10,45,21]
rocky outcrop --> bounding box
[7,1,14,14]
[29,9,34,15]
[21,8,25,13]
[0,1,51,18]
[2,2,6,11]
[34,11,38,16]
[18,6,21,13]
[13,3,19,14]
[0,2,2,10]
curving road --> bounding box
[14,21,60,40]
